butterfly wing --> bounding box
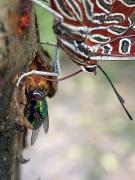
[81,0,135,60]
[50,0,82,23]
[50,0,135,62]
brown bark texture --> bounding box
[0,0,57,179]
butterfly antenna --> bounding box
[97,64,133,120]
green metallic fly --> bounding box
[24,89,49,145]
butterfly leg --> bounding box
[54,42,61,75]
[31,0,64,35]
[16,70,58,87]
[41,42,57,47]
[41,41,61,75]
[42,0,49,3]
[31,0,63,21]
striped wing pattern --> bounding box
[50,0,135,68]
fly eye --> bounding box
[33,94,41,100]
[32,91,43,100]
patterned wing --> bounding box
[50,0,135,65]
[83,0,135,61]
[50,0,84,41]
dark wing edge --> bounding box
[31,128,40,146]
[43,113,49,134]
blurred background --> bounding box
[21,5,135,180]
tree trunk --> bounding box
[0,0,57,179]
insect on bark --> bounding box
[24,90,49,145]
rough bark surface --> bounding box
[0,0,57,179]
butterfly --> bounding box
[31,0,135,120]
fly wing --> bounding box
[43,112,49,134]
[31,128,40,146]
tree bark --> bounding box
[0,0,57,179]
